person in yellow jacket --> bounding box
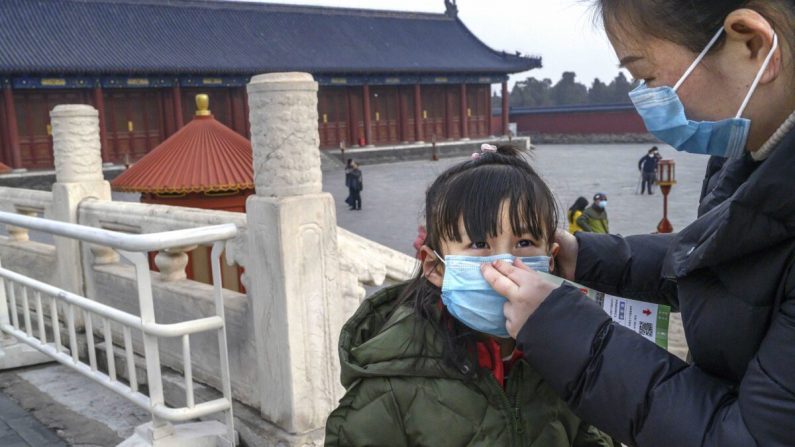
[568,196,588,233]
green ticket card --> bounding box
[537,272,670,349]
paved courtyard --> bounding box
[326,143,708,256]
[324,143,709,360]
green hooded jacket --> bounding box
[325,283,616,447]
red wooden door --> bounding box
[422,86,446,141]
[447,86,462,140]
[348,88,366,146]
[371,87,399,145]
[106,90,165,163]
[468,85,489,138]
[318,88,350,149]
[399,87,416,142]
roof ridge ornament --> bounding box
[195,93,211,117]
[444,0,458,18]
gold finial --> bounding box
[195,94,211,116]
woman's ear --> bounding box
[549,242,561,273]
[723,9,781,84]
[419,246,444,288]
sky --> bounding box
[238,0,628,88]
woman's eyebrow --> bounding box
[618,55,643,68]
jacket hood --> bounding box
[338,283,466,388]
[665,124,795,277]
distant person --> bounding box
[577,193,609,234]
[567,196,589,234]
[348,161,363,210]
[344,159,354,207]
[638,147,660,195]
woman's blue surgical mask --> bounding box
[433,252,550,338]
[629,28,778,159]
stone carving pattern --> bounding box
[52,109,103,183]
[249,90,322,197]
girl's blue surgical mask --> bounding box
[433,252,550,338]
[629,28,778,159]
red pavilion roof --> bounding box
[0,162,10,174]
[112,95,253,194]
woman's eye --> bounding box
[516,240,536,248]
[469,241,489,249]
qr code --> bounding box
[639,322,654,337]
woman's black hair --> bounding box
[396,144,558,377]
[593,0,795,66]
[568,196,589,223]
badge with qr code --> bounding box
[536,272,670,349]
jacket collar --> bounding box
[665,123,795,277]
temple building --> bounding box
[0,0,539,170]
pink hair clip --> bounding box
[471,143,498,159]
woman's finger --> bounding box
[481,263,520,296]
[490,259,527,285]
[513,257,532,272]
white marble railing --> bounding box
[0,187,53,242]
[78,199,415,296]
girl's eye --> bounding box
[469,241,489,249]
[516,239,536,248]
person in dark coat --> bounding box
[638,147,659,194]
[348,161,363,210]
[344,158,354,208]
[480,2,795,446]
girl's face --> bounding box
[421,200,559,287]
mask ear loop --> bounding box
[736,32,779,118]
[432,250,446,265]
[674,27,725,92]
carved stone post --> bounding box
[246,73,345,441]
[50,105,112,322]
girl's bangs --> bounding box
[430,165,554,246]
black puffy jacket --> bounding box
[517,124,795,446]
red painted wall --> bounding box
[492,106,647,136]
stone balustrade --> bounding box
[0,187,54,242]
[0,74,420,446]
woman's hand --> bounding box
[554,229,578,281]
[481,258,557,338]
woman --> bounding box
[567,196,589,233]
[482,2,795,446]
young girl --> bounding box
[568,196,589,234]
[325,145,614,446]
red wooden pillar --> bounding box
[445,86,454,139]
[93,84,110,163]
[460,83,468,139]
[501,81,509,135]
[362,84,372,146]
[346,88,356,146]
[243,88,250,139]
[413,84,423,142]
[173,82,184,129]
[3,83,22,169]
[398,87,408,142]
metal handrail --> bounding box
[0,211,238,445]
[0,210,237,252]
[0,267,224,337]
